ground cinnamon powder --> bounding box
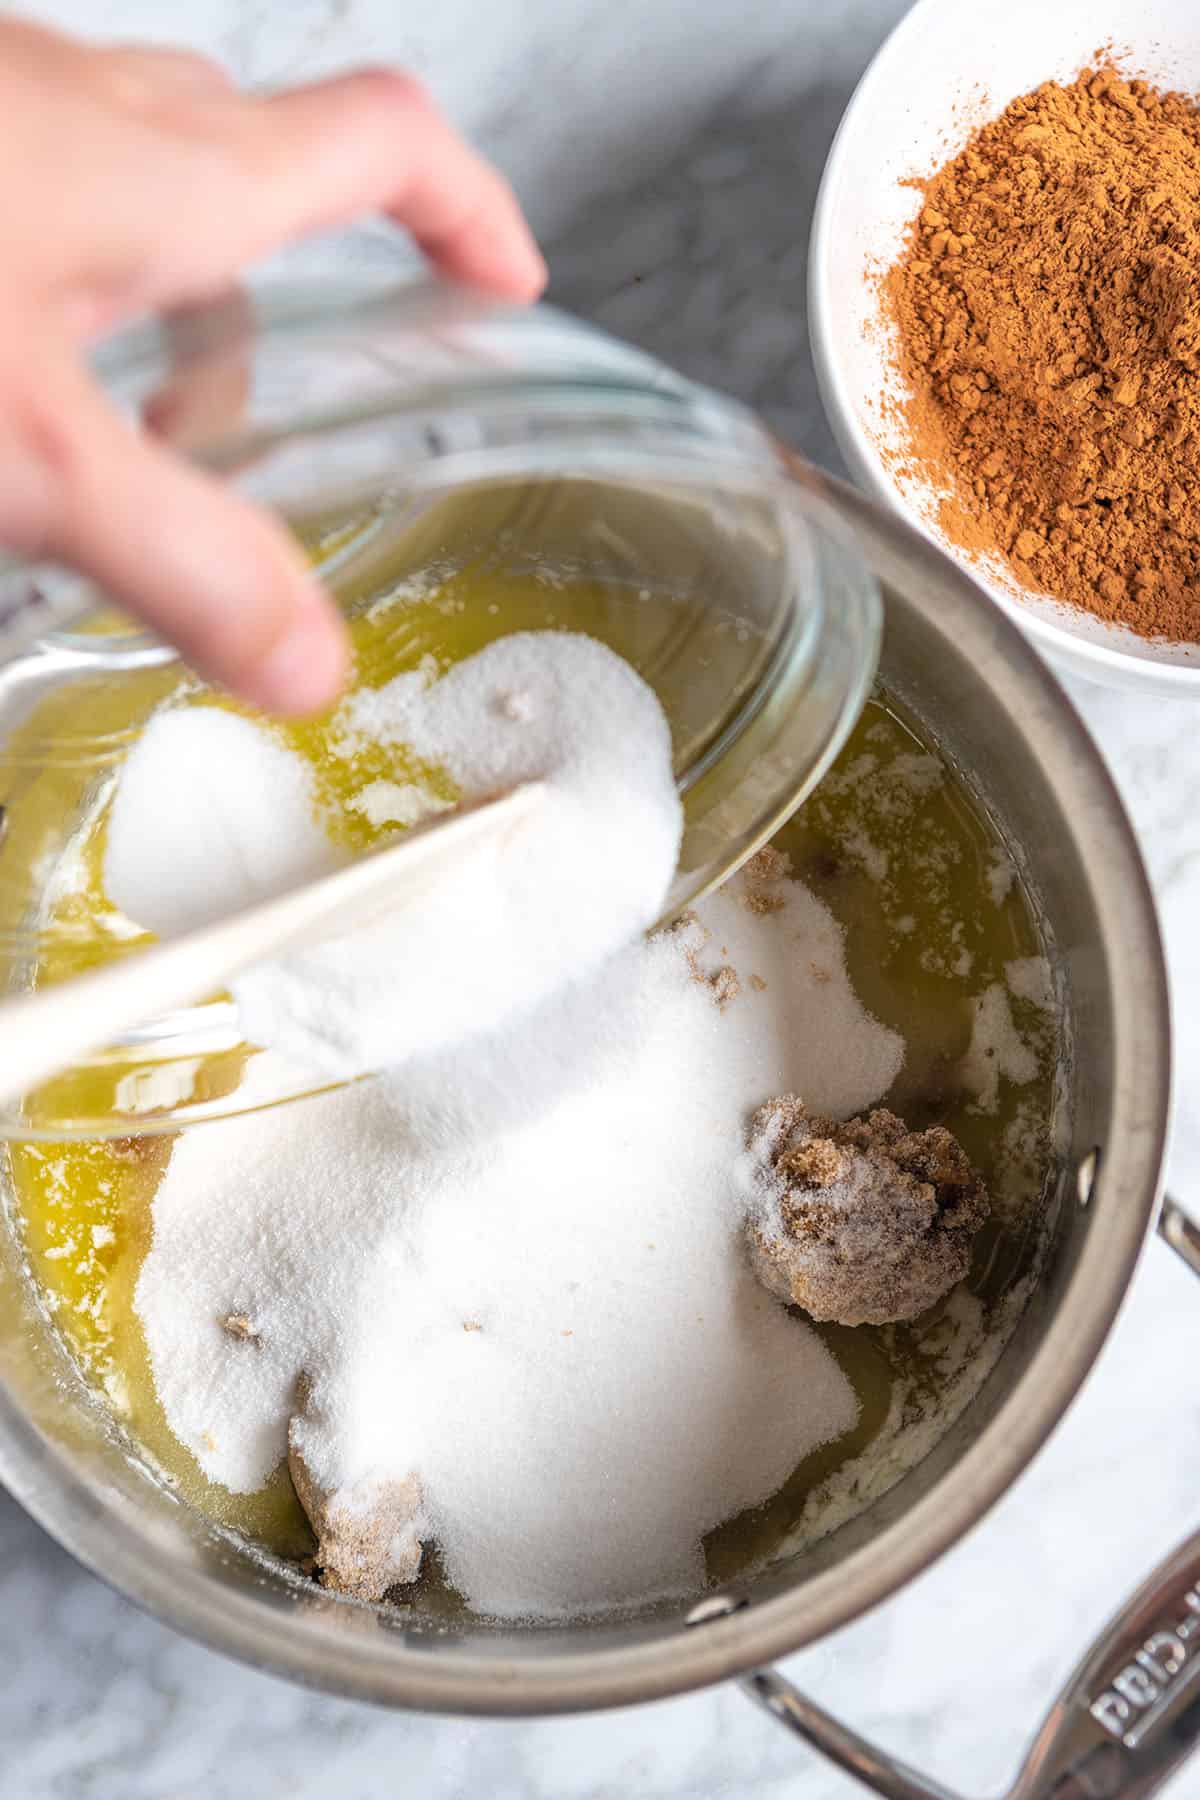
[884,67,1200,642]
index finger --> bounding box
[139,69,547,310]
[257,72,547,300]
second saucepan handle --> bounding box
[691,1194,1200,1800]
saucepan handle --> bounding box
[1160,1194,1200,1280]
[694,1195,1200,1800]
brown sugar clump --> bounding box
[663,909,709,971]
[664,911,742,1009]
[662,851,792,1010]
[741,890,786,916]
[777,1136,848,1187]
[217,1311,262,1346]
[288,1385,426,1601]
[739,845,791,914]
[109,1135,153,1163]
[883,67,1200,643]
[744,846,791,882]
[744,1096,989,1326]
[707,965,740,1009]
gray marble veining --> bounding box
[2,2,1200,1796]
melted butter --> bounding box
[4,560,1060,1601]
[707,698,1058,1580]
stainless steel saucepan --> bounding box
[0,290,1191,1796]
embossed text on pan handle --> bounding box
[1007,1525,1200,1800]
[714,1530,1200,1800]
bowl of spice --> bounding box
[810,0,1200,691]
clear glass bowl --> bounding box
[0,280,880,1138]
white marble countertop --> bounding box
[3,2,1200,1796]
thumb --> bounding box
[16,352,349,716]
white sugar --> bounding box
[1005,955,1055,1013]
[960,981,1039,1113]
[985,846,1016,908]
[345,780,453,830]
[235,635,682,1076]
[117,631,906,1620]
[107,635,683,1079]
[105,708,339,937]
[137,859,901,1620]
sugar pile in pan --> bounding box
[105,633,684,1078]
[109,631,906,1619]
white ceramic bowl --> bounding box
[810,0,1200,694]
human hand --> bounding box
[0,19,546,714]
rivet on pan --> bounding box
[686,1593,748,1627]
[1076,1147,1100,1209]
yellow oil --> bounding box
[3,559,1060,1598]
[707,700,1058,1579]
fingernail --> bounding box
[465,215,548,301]
[509,234,548,301]
[250,611,349,717]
